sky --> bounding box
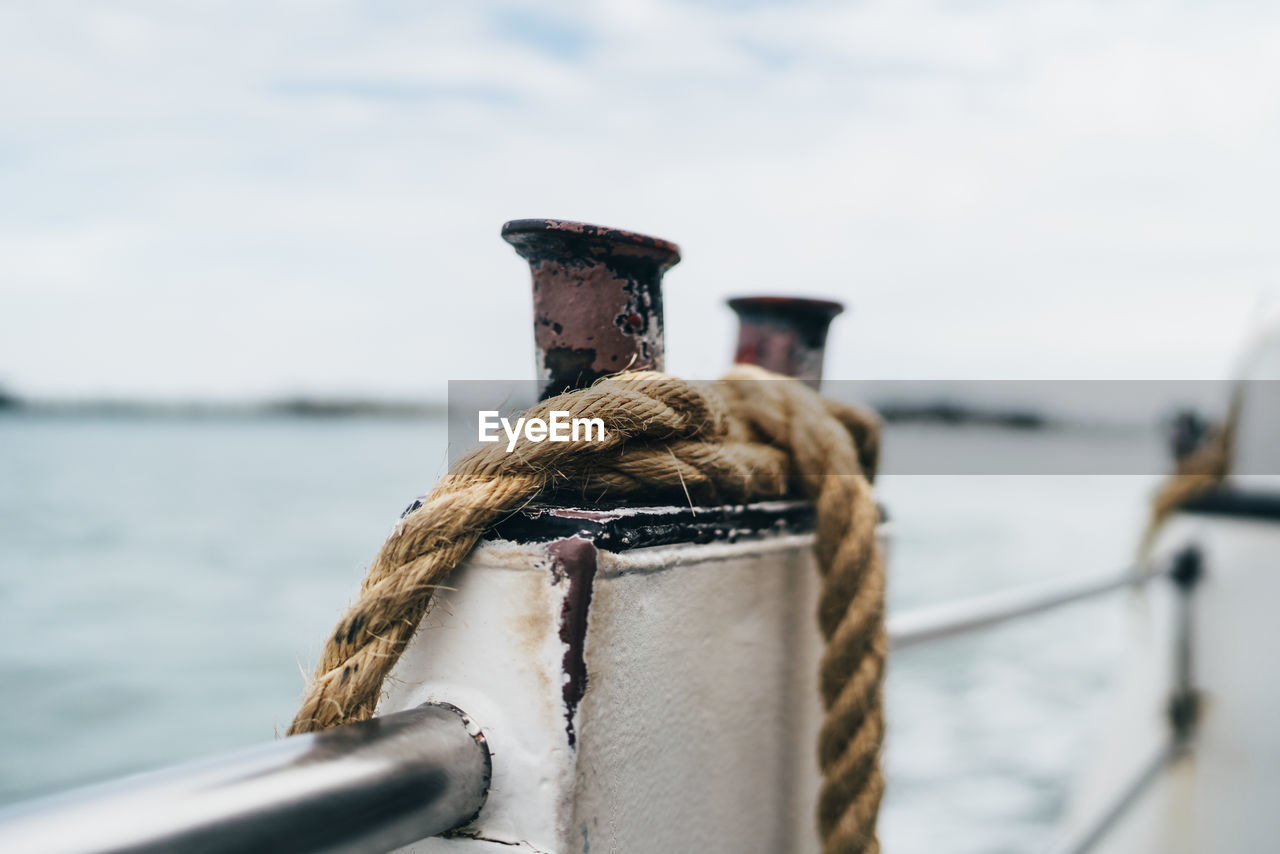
[3,0,1280,401]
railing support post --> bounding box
[1167,544,1204,744]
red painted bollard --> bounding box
[503,219,681,399]
[727,296,844,388]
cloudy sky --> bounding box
[3,0,1279,400]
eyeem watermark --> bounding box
[479,410,608,452]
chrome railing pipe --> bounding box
[889,564,1167,651]
[0,702,490,854]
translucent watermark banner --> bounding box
[446,379,1280,475]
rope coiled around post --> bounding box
[289,366,886,854]
[1140,392,1240,557]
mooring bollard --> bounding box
[727,296,844,388]
[502,219,681,399]
[338,220,853,853]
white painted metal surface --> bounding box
[380,538,576,853]
[378,516,845,854]
[1229,312,1280,488]
[571,537,825,854]
[1059,321,1280,852]
[1060,514,1280,853]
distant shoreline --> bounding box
[873,400,1049,430]
[0,395,448,419]
[0,389,1180,435]
[1,392,1057,429]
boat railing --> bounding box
[0,548,1202,854]
[889,545,1203,854]
[889,563,1164,650]
[0,703,491,854]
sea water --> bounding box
[0,413,1163,853]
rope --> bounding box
[1139,392,1241,557]
[289,366,886,854]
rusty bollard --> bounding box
[727,297,844,388]
[503,219,681,399]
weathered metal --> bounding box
[502,219,681,399]
[372,493,892,854]
[727,296,844,388]
[378,506,843,853]
[0,703,491,854]
[486,500,816,549]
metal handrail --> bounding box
[887,547,1205,854]
[1045,737,1186,854]
[0,703,490,854]
[0,549,1200,854]
[889,562,1167,651]
[1043,546,1203,854]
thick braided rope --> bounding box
[1139,391,1241,558]
[717,371,887,854]
[289,366,886,853]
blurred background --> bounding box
[3,2,1279,852]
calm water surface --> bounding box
[0,414,1164,853]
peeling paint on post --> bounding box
[727,296,844,388]
[502,219,681,399]
[365,228,877,853]
[548,537,599,749]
